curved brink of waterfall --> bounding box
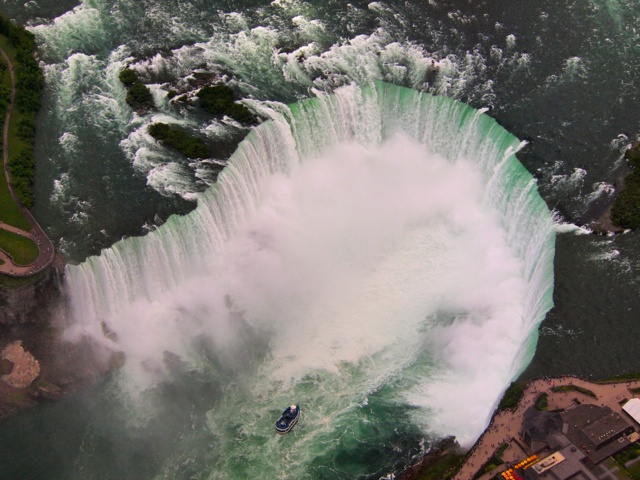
[64,82,555,474]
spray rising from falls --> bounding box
[65,82,554,477]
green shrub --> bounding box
[197,85,256,124]
[535,393,548,411]
[118,68,139,86]
[495,442,509,461]
[16,117,35,141]
[550,385,596,398]
[615,445,640,465]
[604,372,640,382]
[483,463,498,474]
[612,173,640,229]
[119,67,154,111]
[125,81,154,110]
[197,85,235,114]
[498,382,526,410]
[0,85,10,110]
[227,102,256,123]
[148,123,210,159]
[9,148,35,207]
[472,443,509,480]
[627,462,640,480]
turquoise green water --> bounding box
[1,0,640,478]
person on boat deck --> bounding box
[284,405,297,419]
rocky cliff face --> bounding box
[0,260,122,423]
[0,263,63,325]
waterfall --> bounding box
[64,82,555,467]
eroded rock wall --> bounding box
[0,263,63,325]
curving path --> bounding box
[451,375,640,480]
[0,44,54,277]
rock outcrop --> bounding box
[0,258,63,325]
[0,340,40,388]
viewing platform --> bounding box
[452,376,640,480]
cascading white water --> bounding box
[64,82,554,476]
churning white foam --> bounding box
[65,83,555,451]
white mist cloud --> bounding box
[69,130,529,447]
[194,134,527,421]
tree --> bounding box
[197,85,256,124]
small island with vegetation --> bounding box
[197,85,257,124]
[148,122,211,159]
[118,69,259,163]
[118,67,154,112]
[611,141,640,230]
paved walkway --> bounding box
[0,44,54,277]
[452,376,640,480]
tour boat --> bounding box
[275,404,300,434]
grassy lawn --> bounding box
[0,180,30,230]
[627,462,640,479]
[0,228,38,264]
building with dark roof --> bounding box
[522,409,563,452]
[518,404,635,479]
[561,404,634,467]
